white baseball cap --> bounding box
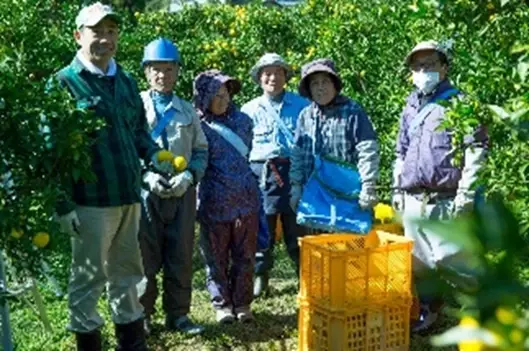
[75,2,120,29]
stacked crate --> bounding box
[297,231,414,351]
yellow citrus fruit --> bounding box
[460,316,480,328]
[173,156,187,172]
[495,306,516,325]
[11,228,24,239]
[157,150,175,162]
[374,203,395,223]
[457,317,497,351]
[32,232,50,248]
[510,329,524,344]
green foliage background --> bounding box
[1,0,529,275]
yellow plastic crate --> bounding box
[298,299,411,351]
[299,231,413,310]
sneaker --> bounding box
[165,315,205,335]
[235,306,254,323]
[412,304,439,333]
[253,273,269,297]
[216,307,236,324]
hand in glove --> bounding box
[151,151,175,174]
[289,184,303,212]
[391,191,405,212]
[452,192,474,217]
[167,170,194,198]
[359,182,377,210]
[55,210,81,238]
[145,172,171,198]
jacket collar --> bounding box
[146,90,183,113]
[416,79,454,100]
[257,90,295,107]
[73,51,117,77]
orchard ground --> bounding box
[8,230,458,351]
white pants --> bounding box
[402,194,478,284]
[68,204,145,333]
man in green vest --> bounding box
[51,2,173,350]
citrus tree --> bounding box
[1,0,528,319]
[0,0,104,276]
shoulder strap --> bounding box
[434,88,459,102]
[207,121,249,158]
[260,98,295,147]
[408,88,459,135]
[151,107,177,141]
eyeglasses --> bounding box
[410,59,441,71]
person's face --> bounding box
[74,18,119,65]
[309,72,337,106]
[409,50,448,80]
[144,62,179,93]
[259,65,286,96]
[209,84,230,115]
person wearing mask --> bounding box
[392,40,488,332]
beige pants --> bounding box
[67,204,145,333]
[402,194,478,285]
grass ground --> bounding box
[8,235,458,350]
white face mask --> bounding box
[412,71,440,94]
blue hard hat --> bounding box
[142,38,181,66]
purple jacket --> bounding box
[396,80,488,192]
[198,109,260,222]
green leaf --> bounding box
[487,104,510,120]
[511,43,529,54]
[517,61,529,83]
[414,217,483,254]
[510,107,529,123]
[500,0,510,6]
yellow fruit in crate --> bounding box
[32,232,50,248]
[11,228,24,239]
[157,150,175,162]
[173,156,187,172]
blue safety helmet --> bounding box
[142,38,181,67]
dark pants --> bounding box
[255,212,304,275]
[251,159,306,276]
[199,213,258,309]
[138,187,196,318]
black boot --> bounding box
[115,318,148,351]
[75,329,102,351]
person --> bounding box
[241,53,310,297]
[392,40,488,332]
[289,58,379,227]
[50,3,173,350]
[138,38,208,336]
[193,70,260,324]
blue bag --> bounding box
[296,155,373,234]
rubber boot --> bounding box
[75,329,102,351]
[115,318,148,351]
